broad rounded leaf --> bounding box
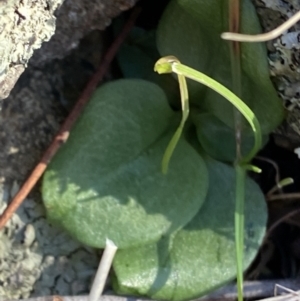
[194,113,268,162]
[42,79,209,249]
[113,158,267,301]
[157,0,284,134]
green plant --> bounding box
[42,0,284,300]
[154,55,262,301]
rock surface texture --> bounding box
[31,0,137,65]
[253,0,300,149]
[0,0,137,100]
[0,0,62,100]
[0,0,137,299]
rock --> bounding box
[0,0,62,100]
[31,0,138,65]
[0,0,138,100]
[253,0,300,150]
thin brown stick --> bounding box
[265,208,300,240]
[228,0,242,161]
[254,156,287,198]
[0,7,141,229]
[255,156,281,187]
[267,192,300,201]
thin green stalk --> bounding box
[161,61,189,174]
[235,164,245,301]
[155,56,262,301]
[227,1,245,301]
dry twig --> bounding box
[88,239,118,301]
[221,10,300,42]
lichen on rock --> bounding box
[0,0,139,101]
[0,0,63,100]
[253,0,300,149]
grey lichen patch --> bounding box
[0,0,139,100]
[254,0,300,95]
[0,0,63,100]
[0,182,100,299]
[253,0,300,148]
[260,0,299,14]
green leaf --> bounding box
[42,79,209,249]
[112,158,267,301]
[193,112,268,162]
[156,0,284,134]
[117,27,179,105]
